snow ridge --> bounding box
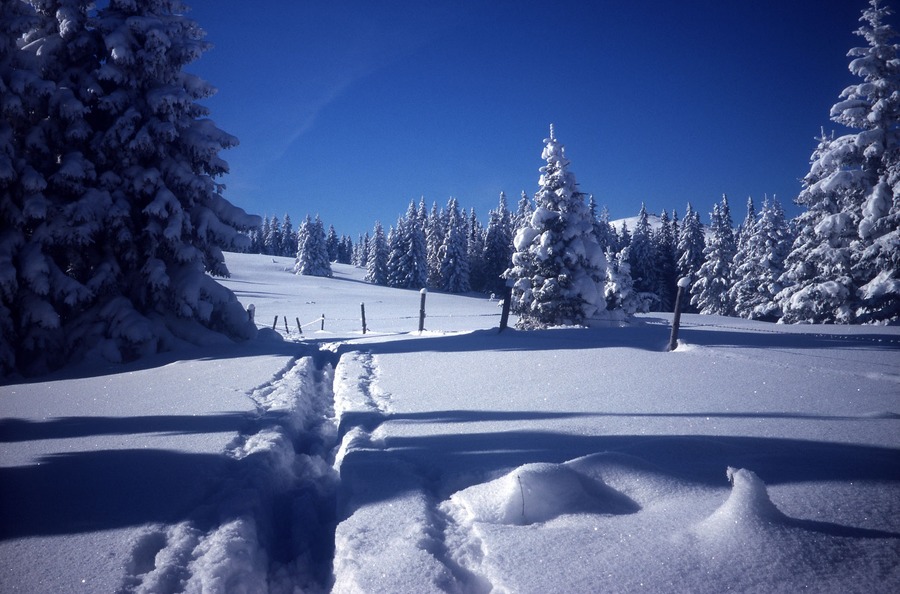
[118,351,341,594]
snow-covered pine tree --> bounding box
[604,246,641,316]
[337,235,353,264]
[628,203,657,305]
[2,0,258,376]
[295,215,332,277]
[503,126,607,327]
[281,213,295,257]
[590,199,616,253]
[690,196,736,316]
[653,209,678,311]
[386,218,406,288]
[736,196,756,252]
[467,208,486,292]
[365,222,389,285]
[425,202,445,289]
[482,191,514,295]
[730,195,792,320]
[513,190,534,233]
[0,0,49,374]
[779,0,899,323]
[676,203,706,312]
[325,224,339,263]
[264,215,282,255]
[354,232,369,268]
[439,197,470,293]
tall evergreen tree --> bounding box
[325,224,339,262]
[513,190,533,232]
[467,208,486,292]
[628,203,657,302]
[653,209,678,311]
[2,0,258,376]
[365,222,388,285]
[294,215,331,277]
[779,0,899,323]
[691,196,736,315]
[280,213,295,257]
[439,197,470,293]
[730,196,792,320]
[482,191,514,294]
[677,203,706,286]
[425,202,445,289]
[504,126,607,327]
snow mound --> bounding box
[696,467,785,536]
[447,462,639,525]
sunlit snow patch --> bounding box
[447,462,639,526]
[695,467,785,536]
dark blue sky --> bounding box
[188,0,872,237]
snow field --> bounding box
[2,252,898,592]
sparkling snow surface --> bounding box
[2,252,898,593]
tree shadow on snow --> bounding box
[0,412,257,443]
[339,428,900,513]
[0,448,238,540]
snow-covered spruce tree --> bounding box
[467,208,486,292]
[365,222,389,285]
[604,246,641,317]
[653,209,678,311]
[503,126,608,328]
[325,224,339,262]
[425,202,445,289]
[438,197,470,293]
[264,215,281,255]
[691,196,736,316]
[591,199,616,253]
[482,191,514,295]
[628,203,658,305]
[2,0,258,376]
[677,203,706,292]
[294,215,332,277]
[280,213,294,257]
[0,0,49,374]
[729,195,792,320]
[513,190,534,233]
[779,0,899,323]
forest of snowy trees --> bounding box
[1,0,897,376]
[279,0,898,329]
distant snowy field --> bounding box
[2,252,898,593]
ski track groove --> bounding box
[118,346,343,594]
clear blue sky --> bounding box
[187,0,872,237]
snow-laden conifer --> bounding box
[504,126,607,327]
[2,0,258,375]
[365,222,389,285]
[482,192,514,294]
[730,196,792,320]
[295,215,332,277]
[691,196,736,316]
[439,198,470,293]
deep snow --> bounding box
[1,252,898,593]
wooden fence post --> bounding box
[320,313,325,331]
[272,315,278,330]
[296,317,303,336]
[498,284,513,332]
[361,302,367,334]
[284,317,290,334]
[418,288,427,332]
[247,304,255,325]
[667,276,691,351]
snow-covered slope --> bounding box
[1,252,898,593]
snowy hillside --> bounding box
[1,252,899,593]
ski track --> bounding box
[329,350,496,593]
[118,347,343,594]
